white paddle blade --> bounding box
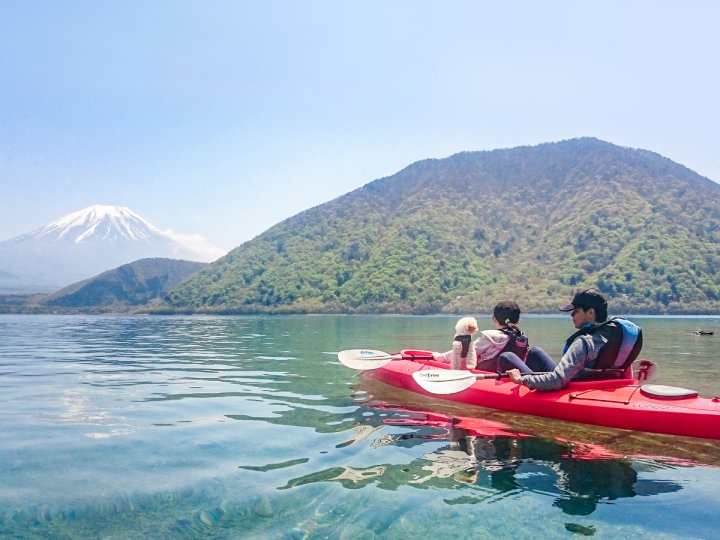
[412,369,477,394]
[337,349,396,370]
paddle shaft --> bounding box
[412,368,557,395]
[473,371,508,381]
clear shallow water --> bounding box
[1,314,719,539]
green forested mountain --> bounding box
[164,138,720,314]
[42,258,207,309]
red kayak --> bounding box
[356,349,720,440]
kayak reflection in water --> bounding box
[409,422,479,485]
[384,413,683,516]
[277,408,683,515]
[471,435,682,516]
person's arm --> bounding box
[516,336,595,391]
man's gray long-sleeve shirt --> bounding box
[519,332,609,391]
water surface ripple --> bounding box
[1,314,719,538]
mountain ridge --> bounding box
[42,258,208,309]
[163,137,720,314]
[0,258,207,313]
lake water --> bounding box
[1,314,720,539]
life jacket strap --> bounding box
[454,334,472,357]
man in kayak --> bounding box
[502,289,612,391]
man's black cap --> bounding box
[559,289,607,312]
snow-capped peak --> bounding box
[31,205,164,243]
[0,205,226,291]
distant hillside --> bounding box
[163,138,720,314]
[41,258,207,308]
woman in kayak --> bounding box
[434,300,529,371]
[502,289,613,391]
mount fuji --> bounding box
[0,205,226,293]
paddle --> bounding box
[337,349,435,370]
[413,369,507,394]
[415,359,658,395]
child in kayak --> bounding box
[434,300,529,371]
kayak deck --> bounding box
[362,350,720,440]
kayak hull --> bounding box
[363,350,720,440]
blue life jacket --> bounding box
[564,317,643,379]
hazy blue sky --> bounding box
[1,1,718,253]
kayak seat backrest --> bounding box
[633,359,657,381]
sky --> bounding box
[1,1,719,256]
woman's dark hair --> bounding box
[493,300,521,327]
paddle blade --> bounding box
[337,349,395,370]
[412,369,477,394]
